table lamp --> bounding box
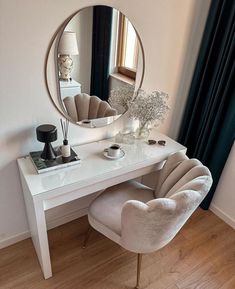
[58,31,79,81]
[36,124,57,160]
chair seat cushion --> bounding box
[88,180,154,240]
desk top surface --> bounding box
[17,131,186,197]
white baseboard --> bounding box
[46,207,88,230]
[0,231,30,250]
[0,207,88,250]
[210,204,235,229]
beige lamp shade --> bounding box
[58,31,79,55]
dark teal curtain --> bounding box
[178,0,235,209]
[90,6,113,101]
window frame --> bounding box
[117,13,138,80]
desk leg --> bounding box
[20,174,52,279]
[31,200,52,279]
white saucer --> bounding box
[103,149,125,160]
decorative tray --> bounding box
[29,147,80,174]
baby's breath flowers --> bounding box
[129,89,170,135]
[108,86,135,111]
[108,86,169,138]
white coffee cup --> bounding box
[108,144,121,157]
[81,120,92,128]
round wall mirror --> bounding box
[46,5,145,128]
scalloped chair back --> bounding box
[120,152,213,253]
[63,93,117,121]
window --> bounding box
[117,14,139,79]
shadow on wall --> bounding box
[0,161,22,200]
[0,160,28,240]
[0,127,35,240]
[169,0,211,139]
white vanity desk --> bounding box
[17,131,186,279]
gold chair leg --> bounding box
[135,253,142,289]
[82,226,92,249]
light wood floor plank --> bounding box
[0,209,235,289]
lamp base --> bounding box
[41,142,57,160]
[58,55,73,80]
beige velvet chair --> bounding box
[63,93,117,122]
[85,152,213,288]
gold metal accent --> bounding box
[135,253,142,289]
[82,226,92,249]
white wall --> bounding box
[65,7,93,94]
[210,142,235,229]
[0,0,211,248]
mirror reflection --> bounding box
[56,5,144,127]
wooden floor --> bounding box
[0,209,235,289]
